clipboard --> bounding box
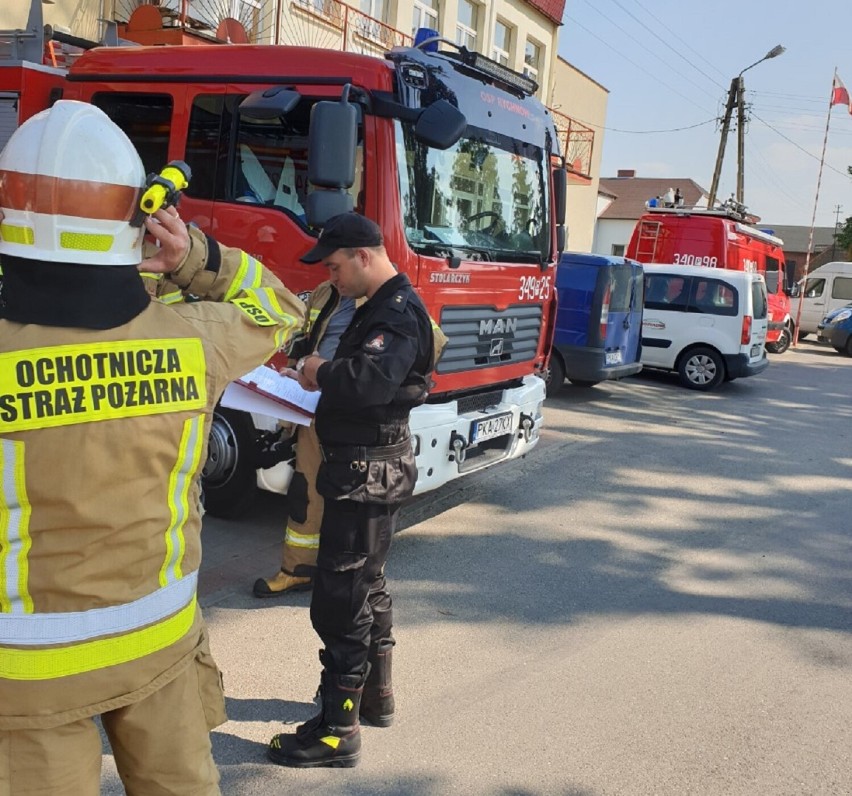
[220,365,320,426]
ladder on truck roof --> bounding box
[634,219,664,262]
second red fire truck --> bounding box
[626,199,795,355]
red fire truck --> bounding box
[1,5,566,516]
[626,201,795,355]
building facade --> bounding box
[549,56,606,253]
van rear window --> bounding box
[607,265,635,312]
[751,281,768,319]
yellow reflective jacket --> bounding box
[0,228,305,729]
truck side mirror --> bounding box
[309,88,358,189]
[414,100,466,150]
[239,87,301,120]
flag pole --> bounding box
[793,69,838,346]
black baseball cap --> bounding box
[300,213,384,264]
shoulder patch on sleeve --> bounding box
[230,296,277,326]
[364,332,389,352]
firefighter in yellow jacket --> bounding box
[0,101,304,795]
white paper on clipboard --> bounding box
[220,366,320,426]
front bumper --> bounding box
[251,377,547,498]
[409,374,545,496]
[822,326,851,349]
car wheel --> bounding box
[544,352,565,398]
[845,337,852,358]
[568,378,600,388]
[677,346,725,391]
[766,324,792,355]
[202,406,258,518]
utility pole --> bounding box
[707,78,738,208]
[707,46,785,210]
[736,76,746,204]
[833,203,843,258]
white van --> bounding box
[791,262,852,337]
[641,263,769,390]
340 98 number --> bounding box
[672,254,718,267]
[518,275,552,301]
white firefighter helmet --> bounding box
[0,100,146,265]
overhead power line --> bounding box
[630,0,729,85]
[606,0,727,92]
[750,111,852,180]
[580,118,718,135]
[564,14,714,116]
[577,0,720,103]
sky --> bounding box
[558,0,852,230]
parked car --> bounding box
[640,263,769,390]
[791,262,852,338]
[547,252,644,396]
[817,302,852,355]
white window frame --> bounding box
[360,0,386,21]
[524,38,542,83]
[412,0,439,36]
[455,0,478,50]
[492,19,511,66]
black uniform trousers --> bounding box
[310,496,399,675]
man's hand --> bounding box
[298,354,327,392]
[139,207,190,274]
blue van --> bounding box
[547,252,644,396]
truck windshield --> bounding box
[395,121,548,263]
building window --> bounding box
[492,20,511,65]
[524,38,541,81]
[360,0,385,21]
[455,0,478,50]
[611,244,625,257]
[412,0,439,36]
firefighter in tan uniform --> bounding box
[254,282,448,599]
[253,280,358,596]
[0,101,304,795]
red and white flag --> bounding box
[831,73,852,114]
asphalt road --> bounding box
[102,340,852,795]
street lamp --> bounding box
[707,45,786,209]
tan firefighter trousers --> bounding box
[280,420,325,576]
[0,643,226,796]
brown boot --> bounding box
[253,570,313,598]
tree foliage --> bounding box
[836,217,852,253]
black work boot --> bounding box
[360,639,395,727]
[268,664,366,768]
